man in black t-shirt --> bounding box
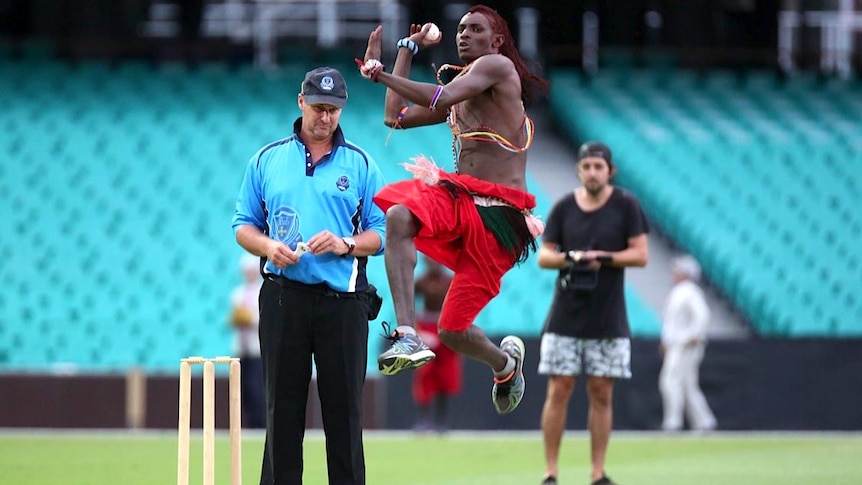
[536,141,649,485]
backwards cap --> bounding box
[577,141,613,167]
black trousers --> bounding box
[258,278,369,485]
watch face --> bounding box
[343,237,356,255]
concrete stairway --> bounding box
[526,106,751,340]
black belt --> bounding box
[265,275,360,298]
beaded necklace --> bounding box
[436,64,535,172]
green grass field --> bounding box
[1,431,861,485]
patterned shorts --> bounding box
[537,333,632,379]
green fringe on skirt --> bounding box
[476,205,538,265]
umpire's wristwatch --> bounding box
[342,236,356,255]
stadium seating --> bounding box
[0,58,661,372]
[550,67,862,337]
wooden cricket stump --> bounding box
[177,356,242,485]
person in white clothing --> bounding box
[659,255,717,432]
[228,254,266,428]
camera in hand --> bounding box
[558,248,599,291]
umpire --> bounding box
[232,66,387,485]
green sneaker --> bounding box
[492,335,525,414]
[377,323,436,376]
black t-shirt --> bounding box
[542,187,649,338]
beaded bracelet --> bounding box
[395,106,408,128]
[384,106,410,146]
[396,38,419,55]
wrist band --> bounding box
[396,38,419,55]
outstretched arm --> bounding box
[374,54,511,118]
[362,25,514,128]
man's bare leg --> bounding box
[439,320,525,416]
[380,205,524,414]
[542,375,576,481]
[439,326,508,372]
[586,376,615,482]
[383,204,419,327]
[377,205,436,375]
[383,204,507,369]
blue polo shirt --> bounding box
[232,118,387,292]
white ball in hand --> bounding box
[424,23,441,41]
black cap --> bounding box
[577,141,612,166]
[301,67,348,108]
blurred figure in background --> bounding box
[659,255,717,432]
[229,253,266,429]
[412,257,461,433]
[536,141,649,485]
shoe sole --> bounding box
[378,349,436,376]
[493,336,526,415]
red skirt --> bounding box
[373,173,536,332]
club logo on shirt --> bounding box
[336,175,350,191]
[273,207,301,245]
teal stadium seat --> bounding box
[0,59,669,373]
[550,67,862,337]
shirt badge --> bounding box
[273,207,301,244]
[336,175,350,191]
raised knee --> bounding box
[386,204,419,240]
[386,204,412,225]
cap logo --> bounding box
[320,76,335,91]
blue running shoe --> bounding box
[377,323,436,376]
[492,335,525,414]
